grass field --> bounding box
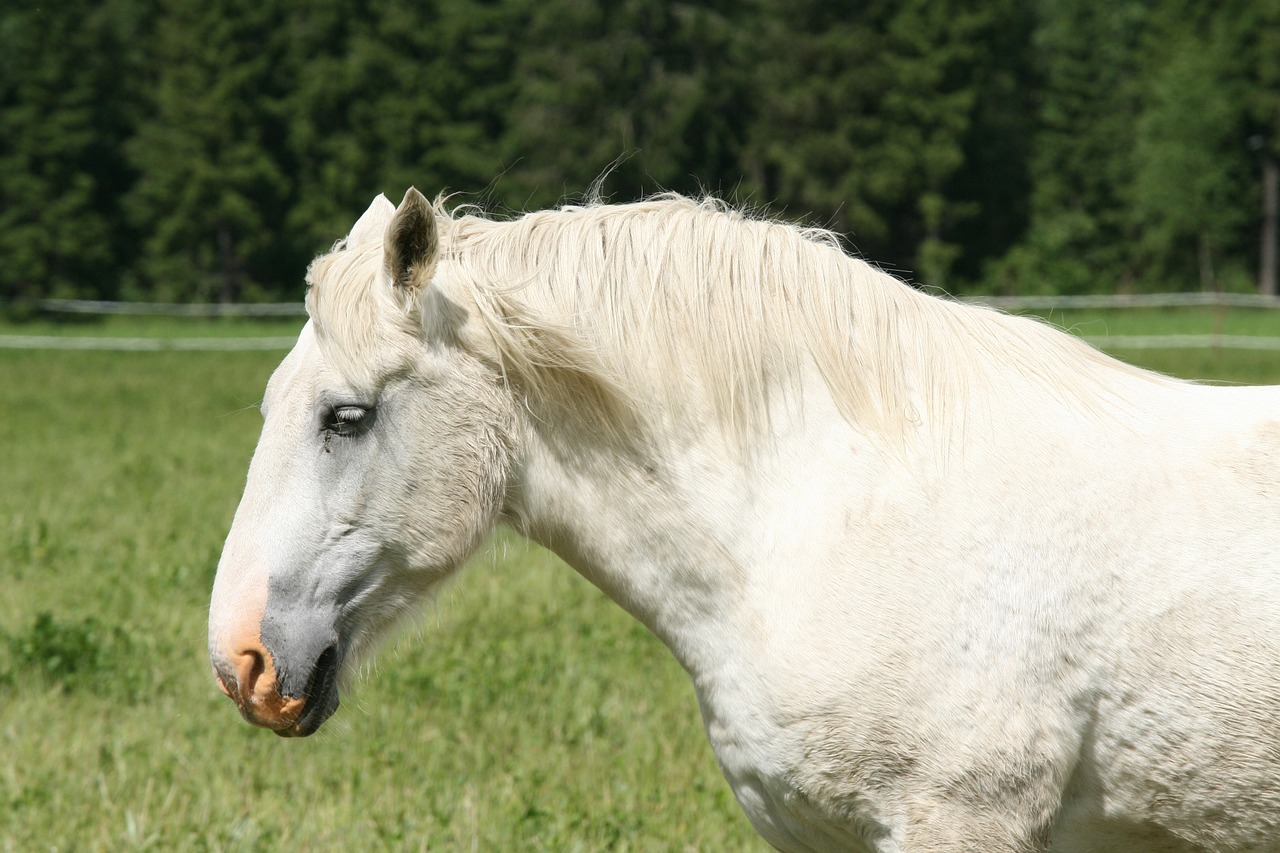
[3,306,1280,852]
[1022,306,1280,386]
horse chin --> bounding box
[275,691,339,737]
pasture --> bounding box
[3,305,1279,851]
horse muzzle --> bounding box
[211,630,342,738]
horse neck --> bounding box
[502,367,882,681]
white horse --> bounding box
[209,189,1280,852]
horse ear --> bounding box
[348,194,396,246]
[384,187,438,291]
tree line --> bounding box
[2,0,1277,307]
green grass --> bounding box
[0,347,761,852]
[1023,305,1280,338]
[2,308,1279,852]
[1021,306,1280,385]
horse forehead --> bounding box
[263,323,341,409]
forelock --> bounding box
[304,234,420,392]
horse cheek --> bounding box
[385,381,515,578]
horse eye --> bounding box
[326,405,374,437]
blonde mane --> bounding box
[307,194,1174,454]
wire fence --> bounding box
[11,333,1279,351]
[957,292,1280,350]
[1080,334,1280,351]
[2,293,1278,351]
[957,292,1280,311]
[38,299,306,317]
[0,335,300,351]
[0,299,306,350]
[38,292,1280,316]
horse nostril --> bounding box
[212,663,233,698]
[234,646,267,699]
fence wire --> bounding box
[0,335,299,351]
[5,295,1280,351]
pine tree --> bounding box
[125,0,292,302]
[990,0,1152,294]
[285,0,522,248]
[500,0,755,208]
[1240,0,1280,294]
[743,0,1003,289]
[1131,6,1250,291]
[0,0,149,307]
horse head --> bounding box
[207,189,517,736]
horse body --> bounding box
[209,189,1280,852]
[518,358,1280,852]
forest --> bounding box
[2,0,1278,307]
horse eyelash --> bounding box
[321,406,374,451]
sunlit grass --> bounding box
[1025,305,1280,339]
[2,309,1278,851]
[0,347,759,852]
[1019,306,1280,384]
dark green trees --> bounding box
[502,0,754,206]
[125,0,292,302]
[2,0,1276,304]
[0,0,150,306]
[744,0,1032,289]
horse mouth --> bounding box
[278,644,342,738]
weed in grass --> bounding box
[0,612,141,697]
